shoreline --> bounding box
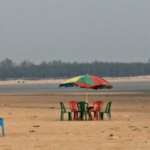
[0,75,150,86]
[0,91,145,96]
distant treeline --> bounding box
[0,58,150,79]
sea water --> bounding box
[0,81,149,93]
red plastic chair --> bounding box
[93,101,103,120]
[69,100,79,120]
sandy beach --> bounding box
[0,92,150,150]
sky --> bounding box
[0,0,150,63]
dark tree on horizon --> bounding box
[0,58,149,80]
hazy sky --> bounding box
[0,0,150,63]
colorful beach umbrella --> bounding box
[59,74,112,101]
[59,74,112,89]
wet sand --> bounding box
[0,92,150,150]
[1,75,150,86]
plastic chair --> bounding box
[93,101,103,120]
[69,101,79,120]
[60,102,72,121]
[0,118,4,136]
[78,101,88,120]
[99,101,112,120]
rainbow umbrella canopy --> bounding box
[59,74,112,89]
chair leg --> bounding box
[80,112,83,120]
[100,112,104,120]
[60,112,64,121]
[84,112,88,120]
[94,112,99,120]
[73,112,77,120]
[73,112,75,120]
[74,112,78,120]
[88,111,93,120]
[68,112,72,120]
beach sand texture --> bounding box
[0,92,150,150]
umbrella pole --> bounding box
[85,89,89,103]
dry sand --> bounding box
[0,92,150,150]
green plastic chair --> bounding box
[99,101,112,120]
[60,102,72,121]
[77,101,88,120]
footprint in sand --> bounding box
[129,125,141,131]
[108,133,120,140]
[49,106,55,109]
[101,130,105,133]
[31,115,38,119]
[32,125,40,128]
[29,129,36,133]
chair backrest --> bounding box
[93,101,103,111]
[60,102,67,113]
[69,100,78,112]
[0,118,4,136]
[104,101,112,113]
[0,118,4,127]
[78,101,88,112]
